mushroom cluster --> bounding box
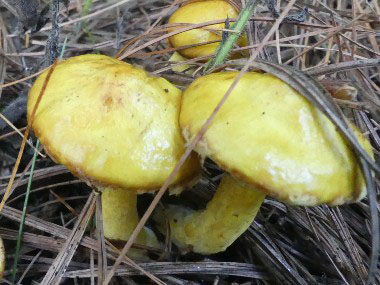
[27,54,373,257]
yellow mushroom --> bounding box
[156,71,373,254]
[27,54,200,253]
[168,0,247,59]
[181,71,373,205]
[0,236,4,279]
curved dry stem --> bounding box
[155,174,265,254]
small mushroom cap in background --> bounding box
[180,71,373,206]
[0,236,4,279]
[168,0,247,59]
[27,54,200,192]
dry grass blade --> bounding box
[0,227,64,252]
[247,227,308,285]
[1,205,154,260]
[40,192,96,284]
[1,204,165,283]
[0,112,44,156]
[0,60,58,213]
[307,58,380,76]
[118,19,241,60]
[328,207,367,282]
[115,0,180,58]
[361,161,378,285]
[16,250,43,284]
[105,241,167,285]
[0,206,79,240]
[0,68,47,89]
[49,189,79,216]
[284,14,366,64]
[302,208,350,284]
[64,262,269,279]
[131,24,361,62]
[0,165,68,197]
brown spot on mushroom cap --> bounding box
[103,95,113,106]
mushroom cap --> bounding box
[28,54,200,192]
[0,236,4,279]
[168,0,247,59]
[180,71,373,206]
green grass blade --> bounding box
[11,33,68,284]
[11,140,40,284]
[204,0,258,72]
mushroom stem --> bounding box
[102,188,159,249]
[156,175,265,254]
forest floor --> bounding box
[0,0,380,284]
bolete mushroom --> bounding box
[27,54,200,252]
[168,0,247,59]
[156,71,373,254]
[0,236,4,279]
